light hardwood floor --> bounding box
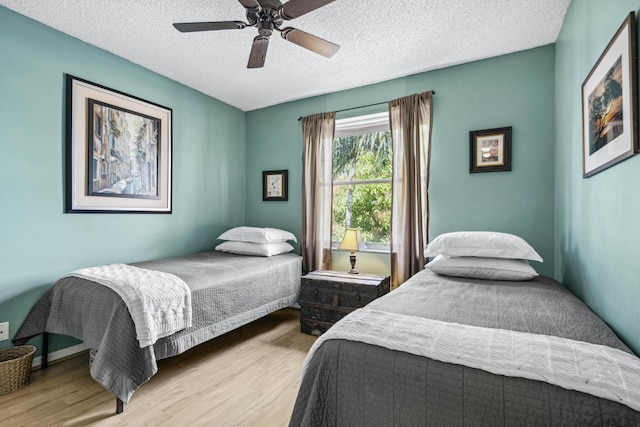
[0,308,317,427]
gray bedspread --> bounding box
[290,269,640,426]
[14,251,301,403]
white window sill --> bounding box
[332,242,390,254]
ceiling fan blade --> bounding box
[279,0,336,20]
[173,21,247,32]
[238,0,259,9]
[248,36,270,68]
[280,27,339,58]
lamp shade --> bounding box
[338,228,367,252]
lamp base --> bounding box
[348,252,359,274]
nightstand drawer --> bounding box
[301,302,356,323]
[300,284,378,308]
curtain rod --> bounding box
[297,90,436,121]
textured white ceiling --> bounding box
[0,0,571,111]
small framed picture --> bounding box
[262,170,288,201]
[469,126,512,173]
[581,12,638,178]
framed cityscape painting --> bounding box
[65,75,173,212]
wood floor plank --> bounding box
[0,308,316,427]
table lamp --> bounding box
[338,228,367,274]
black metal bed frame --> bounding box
[40,332,125,414]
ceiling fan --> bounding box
[173,0,340,68]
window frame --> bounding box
[332,111,391,252]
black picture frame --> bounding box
[581,12,638,178]
[262,170,288,201]
[65,75,173,213]
[469,126,512,173]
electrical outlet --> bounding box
[0,322,8,341]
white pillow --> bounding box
[426,255,539,281]
[424,231,543,262]
[218,226,297,243]
[215,241,294,257]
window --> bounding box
[332,112,392,250]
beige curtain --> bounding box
[301,112,336,274]
[389,91,434,288]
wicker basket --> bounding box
[0,345,36,395]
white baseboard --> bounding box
[32,343,88,368]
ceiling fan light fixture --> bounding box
[257,19,274,37]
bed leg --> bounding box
[116,398,124,414]
[41,332,49,369]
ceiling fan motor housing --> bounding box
[257,17,275,37]
[253,0,283,37]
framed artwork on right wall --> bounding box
[581,12,638,178]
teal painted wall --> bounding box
[246,46,556,278]
[0,7,246,352]
[555,0,640,353]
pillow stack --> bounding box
[215,226,297,257]
[424,231,542,281]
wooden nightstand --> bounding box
[300,270,390,336]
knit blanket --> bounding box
[70,263,192,348]
[304,308,640,412]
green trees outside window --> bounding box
[332,131,392,244]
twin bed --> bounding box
[290,269,640,426]
[13,248,301,413]
[290,232,640,426]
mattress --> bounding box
[290,269,640,426]
[14,251,302,403]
